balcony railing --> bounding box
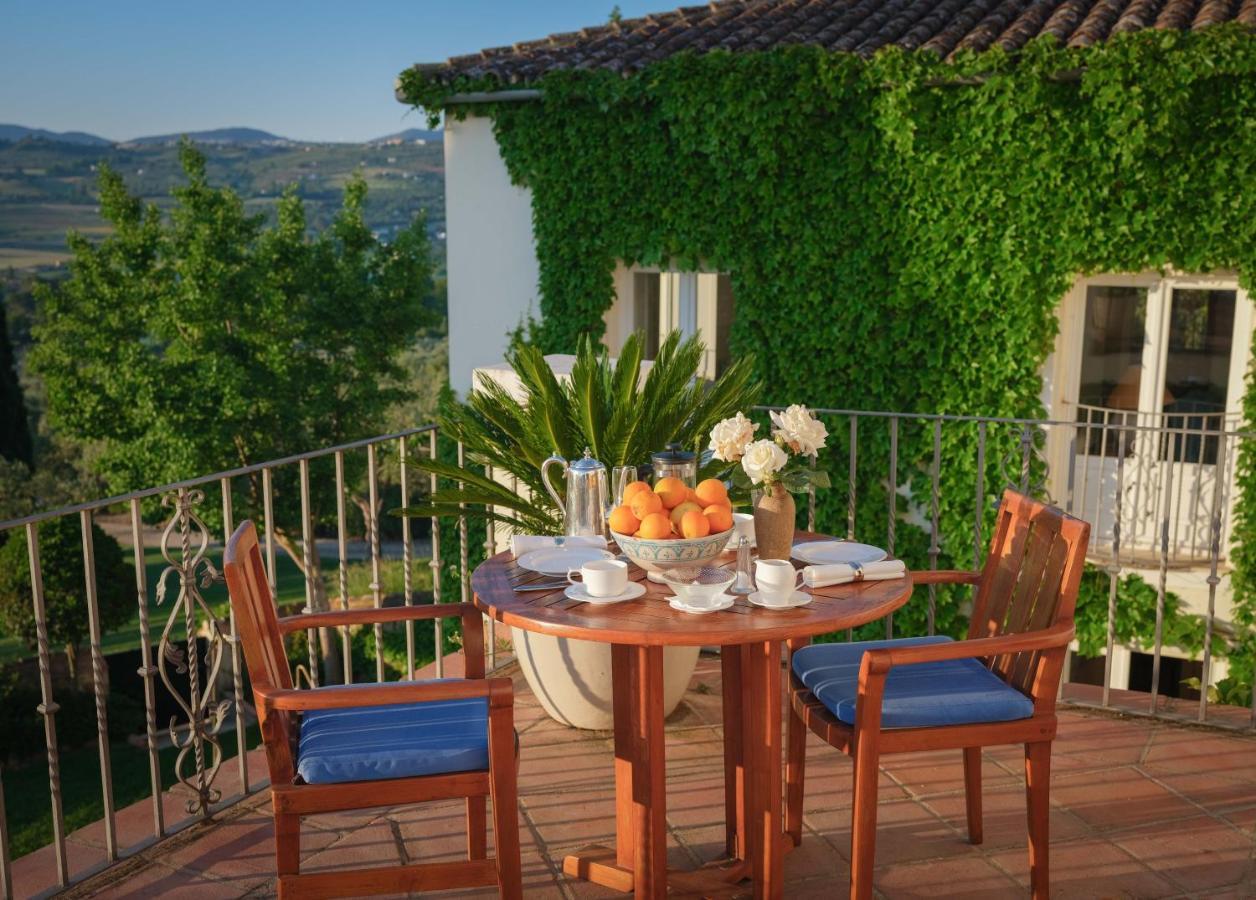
[1,408,1254,897]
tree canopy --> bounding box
[30,141,435,495]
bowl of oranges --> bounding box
[608,477,736,578]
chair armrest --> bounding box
[278,601,478,635]
[909,569,980,586]
[862,622,1075,674]
[254,676,513,712]
[851,622,1075,735]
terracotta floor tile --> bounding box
[1049,766,1199,830]
[161,810,288,877]
[873,854,1024,898]
[881,749,1018,798]
[521,785,618,847]
[298,821,401,874]
[11,837,111,899]
[805,799,977,867]
[1140,768,1256,813]
[922,782,1089,850]
[1142,731,1256,782]
[1111,814,1256,893]
[91,862,263,899]
[989,837,1180,897]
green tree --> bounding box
[0,299,32,466]
[0,516,132,680]
[30,142,436,682]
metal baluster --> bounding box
[430,429,444,678]
[1190,420,1208,559]
[1065,426,1078,517]
[27,523,68,887]
[79,510,116,860]
[130,499,163,838]
[484,463,497,671]
[1018,423,1032,494]
[334,451,351,685]
[262,467,278,599]
[1101,426,1127,709]
[1093,409,1111,550]
[298,459,320,687]
[458,441,469,606]
[220,479,248,791]
[1199,433,1227,723]
[0,764,10,900]
[974,421,987,570]
[367,443,385,682]
[1078,407,1094,553]
[847,417,857,540]
[927,420,941,636]
[886,417,897,640]
[1149,430,1178,716]
[400,437,416,678]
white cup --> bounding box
[754,558,804,606]
[568,559,629,598]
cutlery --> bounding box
[512,582,568,592]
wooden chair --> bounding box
[223,520,522,899]
[785,490,1089,899]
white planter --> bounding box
[511,628,699,730]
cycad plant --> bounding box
[398,331,760,535]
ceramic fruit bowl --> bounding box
[611,528,734,578]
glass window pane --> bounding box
[1078,286,1147,456]
[1162,288,1235,464]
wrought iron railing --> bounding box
[1,408,1254,896]
[0,423,505,898]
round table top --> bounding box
[470,532,914,647]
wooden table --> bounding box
[471,533,913,899]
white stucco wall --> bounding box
[444,115,539,395]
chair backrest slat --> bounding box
[224,520,295,785]
[967,491,1090,703]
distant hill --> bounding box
[127,127,293,146]
[370,128,441,145]
[0,124,111,146]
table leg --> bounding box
[741,640,784,900]
[564,643,667,899]
[721,646,746,860]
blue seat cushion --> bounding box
[297,681,489,785]
[792,636,1035,729]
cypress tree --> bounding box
[0,299,32,466]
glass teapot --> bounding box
[541,448,610,537]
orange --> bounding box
[622,480,652,504]
[630,489,664,520]
[608,505,640,536]
[680,509,712,539]
[637,512,672,540]
[687,487,701,504]
[703,504,733,533]
[669,500,702,531]
[694,478,729,508]
[654,476,689,509]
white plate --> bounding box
[517,546,615,576]
[747,590,812,609]
[564,581,646,605]
[792,541,886,566]
[668,594,734,615]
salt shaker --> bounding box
[731,536,754,594]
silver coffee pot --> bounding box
[541,448,610,537]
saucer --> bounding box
[668,594,734,615]
[564,581,646,605]
[747,590,812,609]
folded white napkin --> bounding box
[510,534,608,558]
[802,559,906,588]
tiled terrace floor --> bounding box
[67,654,1256,898]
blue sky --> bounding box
[0,1,662,142]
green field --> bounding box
[0,137,445,272]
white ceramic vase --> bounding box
[511,628,699,730]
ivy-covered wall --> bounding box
[404,28,1256,662]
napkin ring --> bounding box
[849,561,865,582]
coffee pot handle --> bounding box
[541,454,568,522]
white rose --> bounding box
[770,404,828,457]
[740,438,788,485]
[708,412,758,462]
